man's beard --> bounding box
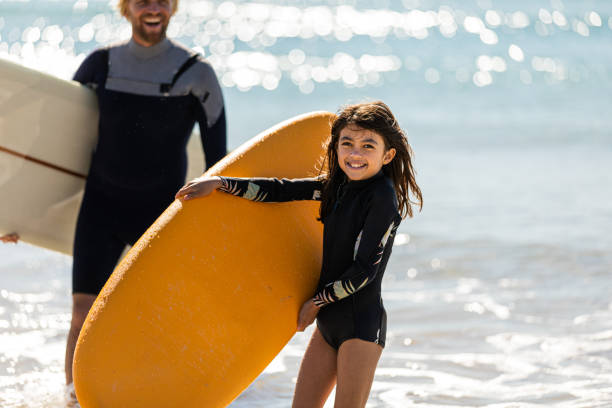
[134,22,167,45]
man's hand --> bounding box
[175,176,223,201]
[297,298,320,332]
[0,233,19,244]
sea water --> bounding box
[1,0,612,406]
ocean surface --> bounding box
[1,0,612,406]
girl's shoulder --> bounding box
[365,176,398,210]
[368,174,395,194]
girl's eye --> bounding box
[363,144,374,149]
[340,141,352,146]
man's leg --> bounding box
[65,293,97,385]
[334,338,383,408]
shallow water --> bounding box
[2,0,612,406]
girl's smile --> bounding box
[337,125,396,181]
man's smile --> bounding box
[143,17,162,27]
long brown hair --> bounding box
[318,101,423,220]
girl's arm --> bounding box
[175,176,223,200]
[177,176,323,203]
[313,191,401,307]
[296,298,320,332]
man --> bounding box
[64,0,226,397]
[1,0,226,397]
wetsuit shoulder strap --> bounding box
[160,54,200,94]
[100,47,110,81]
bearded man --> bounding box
[64,0,226,398]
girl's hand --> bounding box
[0,233,19,244]
[297,298,320,332]
[175,176,223,201]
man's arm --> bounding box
[73,48,109,87]
[197,107,227,170]
[190,57,227,171]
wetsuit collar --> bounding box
[344,170,385,189]
[127,38,171,59]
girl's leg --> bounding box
[334,339,383,408]
[292,327,338,408]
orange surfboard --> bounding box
[73,111,334,407]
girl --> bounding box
[176,101,422,408]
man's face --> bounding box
[126,0,173,47]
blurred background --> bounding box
[1,0,611,406]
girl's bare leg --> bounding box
[292,327,338,408]
[334,339,383,408]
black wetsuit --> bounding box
[72,38,226,295]
[218,172,401,349]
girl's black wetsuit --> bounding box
[219,172,401,349]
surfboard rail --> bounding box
[73,111,335,407]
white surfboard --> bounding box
[0,57,205,255]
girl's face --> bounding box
[336,125,396,181]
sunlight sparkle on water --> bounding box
[586,11,602,27]
[484,10,502,27]
[1,2,606,90]
[573,20,590,37]
[477,55,506,73]
[552,10,568,27]
[393,233,410,246]
[507,11,530,29]
[424,68,440,84]
[539,8,553,25]
[508,44,525,62]
[473,71,493,87]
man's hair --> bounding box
[118,0,179,18]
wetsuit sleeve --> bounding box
[313,191,400,307]
[73,49,108,87]
[192,58,227,170]
[218,177,323,202]
[197,107,227,170]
